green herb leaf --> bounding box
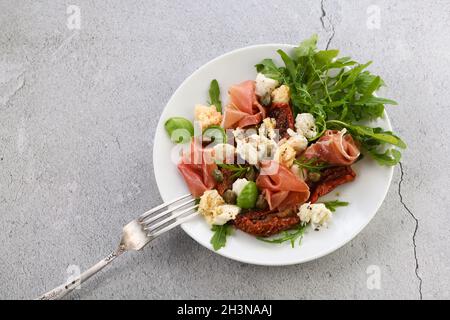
[236,181,258,209]
[217,163,251,179]
[258,224,307,248]
[323,200,349,212]
[208,79,222,112]
[210,224,233,251]
[277,49,297,80]
[255,59,283,81]
[294,157,330,173]
[203,125,227,144]
[366,148,402,166]
[327,120,407,149]
[255,34,406,167]
[293,34,318,58]
[164,117,194,144]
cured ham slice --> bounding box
[308,166,356,203]
[178,141,217,198]
[223,81,266,129]
[256,161,310,211]
[304,129,360,165]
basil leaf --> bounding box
[164,117,194,144]
[236,181,258,209]
[203,125,227,144]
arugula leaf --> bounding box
[360,76,381,102]
[255,59,283,81]
[314,49,339,68]
[294,157,330,173]
[217,163,251,179]
[277,49,297,80]
[366,148,402,166]
[327,120,407,149]
[323,200,349,212]
[293,34,318,58]
[355,96,398,106]
[208,79,222,112]
[258,224,307,248]
[255,35,406,166]
[210,224,233,251]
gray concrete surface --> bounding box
[0,0,449,300]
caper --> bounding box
[255,194,268,210]
[245,166,257,181]
[223,190,237,204]
[261,95,271,106]
[212,169,224,183]
[308,172,321,182]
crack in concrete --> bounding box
[398,162,423,300]
[320,0,336,50]
[0,72,26,106]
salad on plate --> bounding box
[164,35,406,251]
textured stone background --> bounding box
[0,0,449,299]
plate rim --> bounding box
[153,43,394,266]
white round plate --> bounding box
[153,44,393,266]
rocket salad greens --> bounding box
[256,34,406,165]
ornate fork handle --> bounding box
[36,195,196,300]
[37,245,126,300]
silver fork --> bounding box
[37,194,198,300]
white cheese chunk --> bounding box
[232,178,250,197]
[211,204,241,225]
[298,202,332,230]
[198,190,225,225]
[255,73,279,101]
[295,113,317,139]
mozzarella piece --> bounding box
[233,126,278,165]
[259,117,277,140]
[211,204,241,225]
[232,178,250,197]
[295,113,317,139]
[194,104,223,129]
[298,202,332,230]
[286,128,308,153]
[198,190,225,225]
[255,73,279,100]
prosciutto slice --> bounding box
[178,141,217,197]
[256,161,310,211]
[304,129,360,166]
[223,80,266,129]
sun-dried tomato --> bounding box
[233,209,300,237]
[216,169,235,196]
[308,166,356,203]
[268,103,295,138]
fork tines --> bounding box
[139,194,198,238]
